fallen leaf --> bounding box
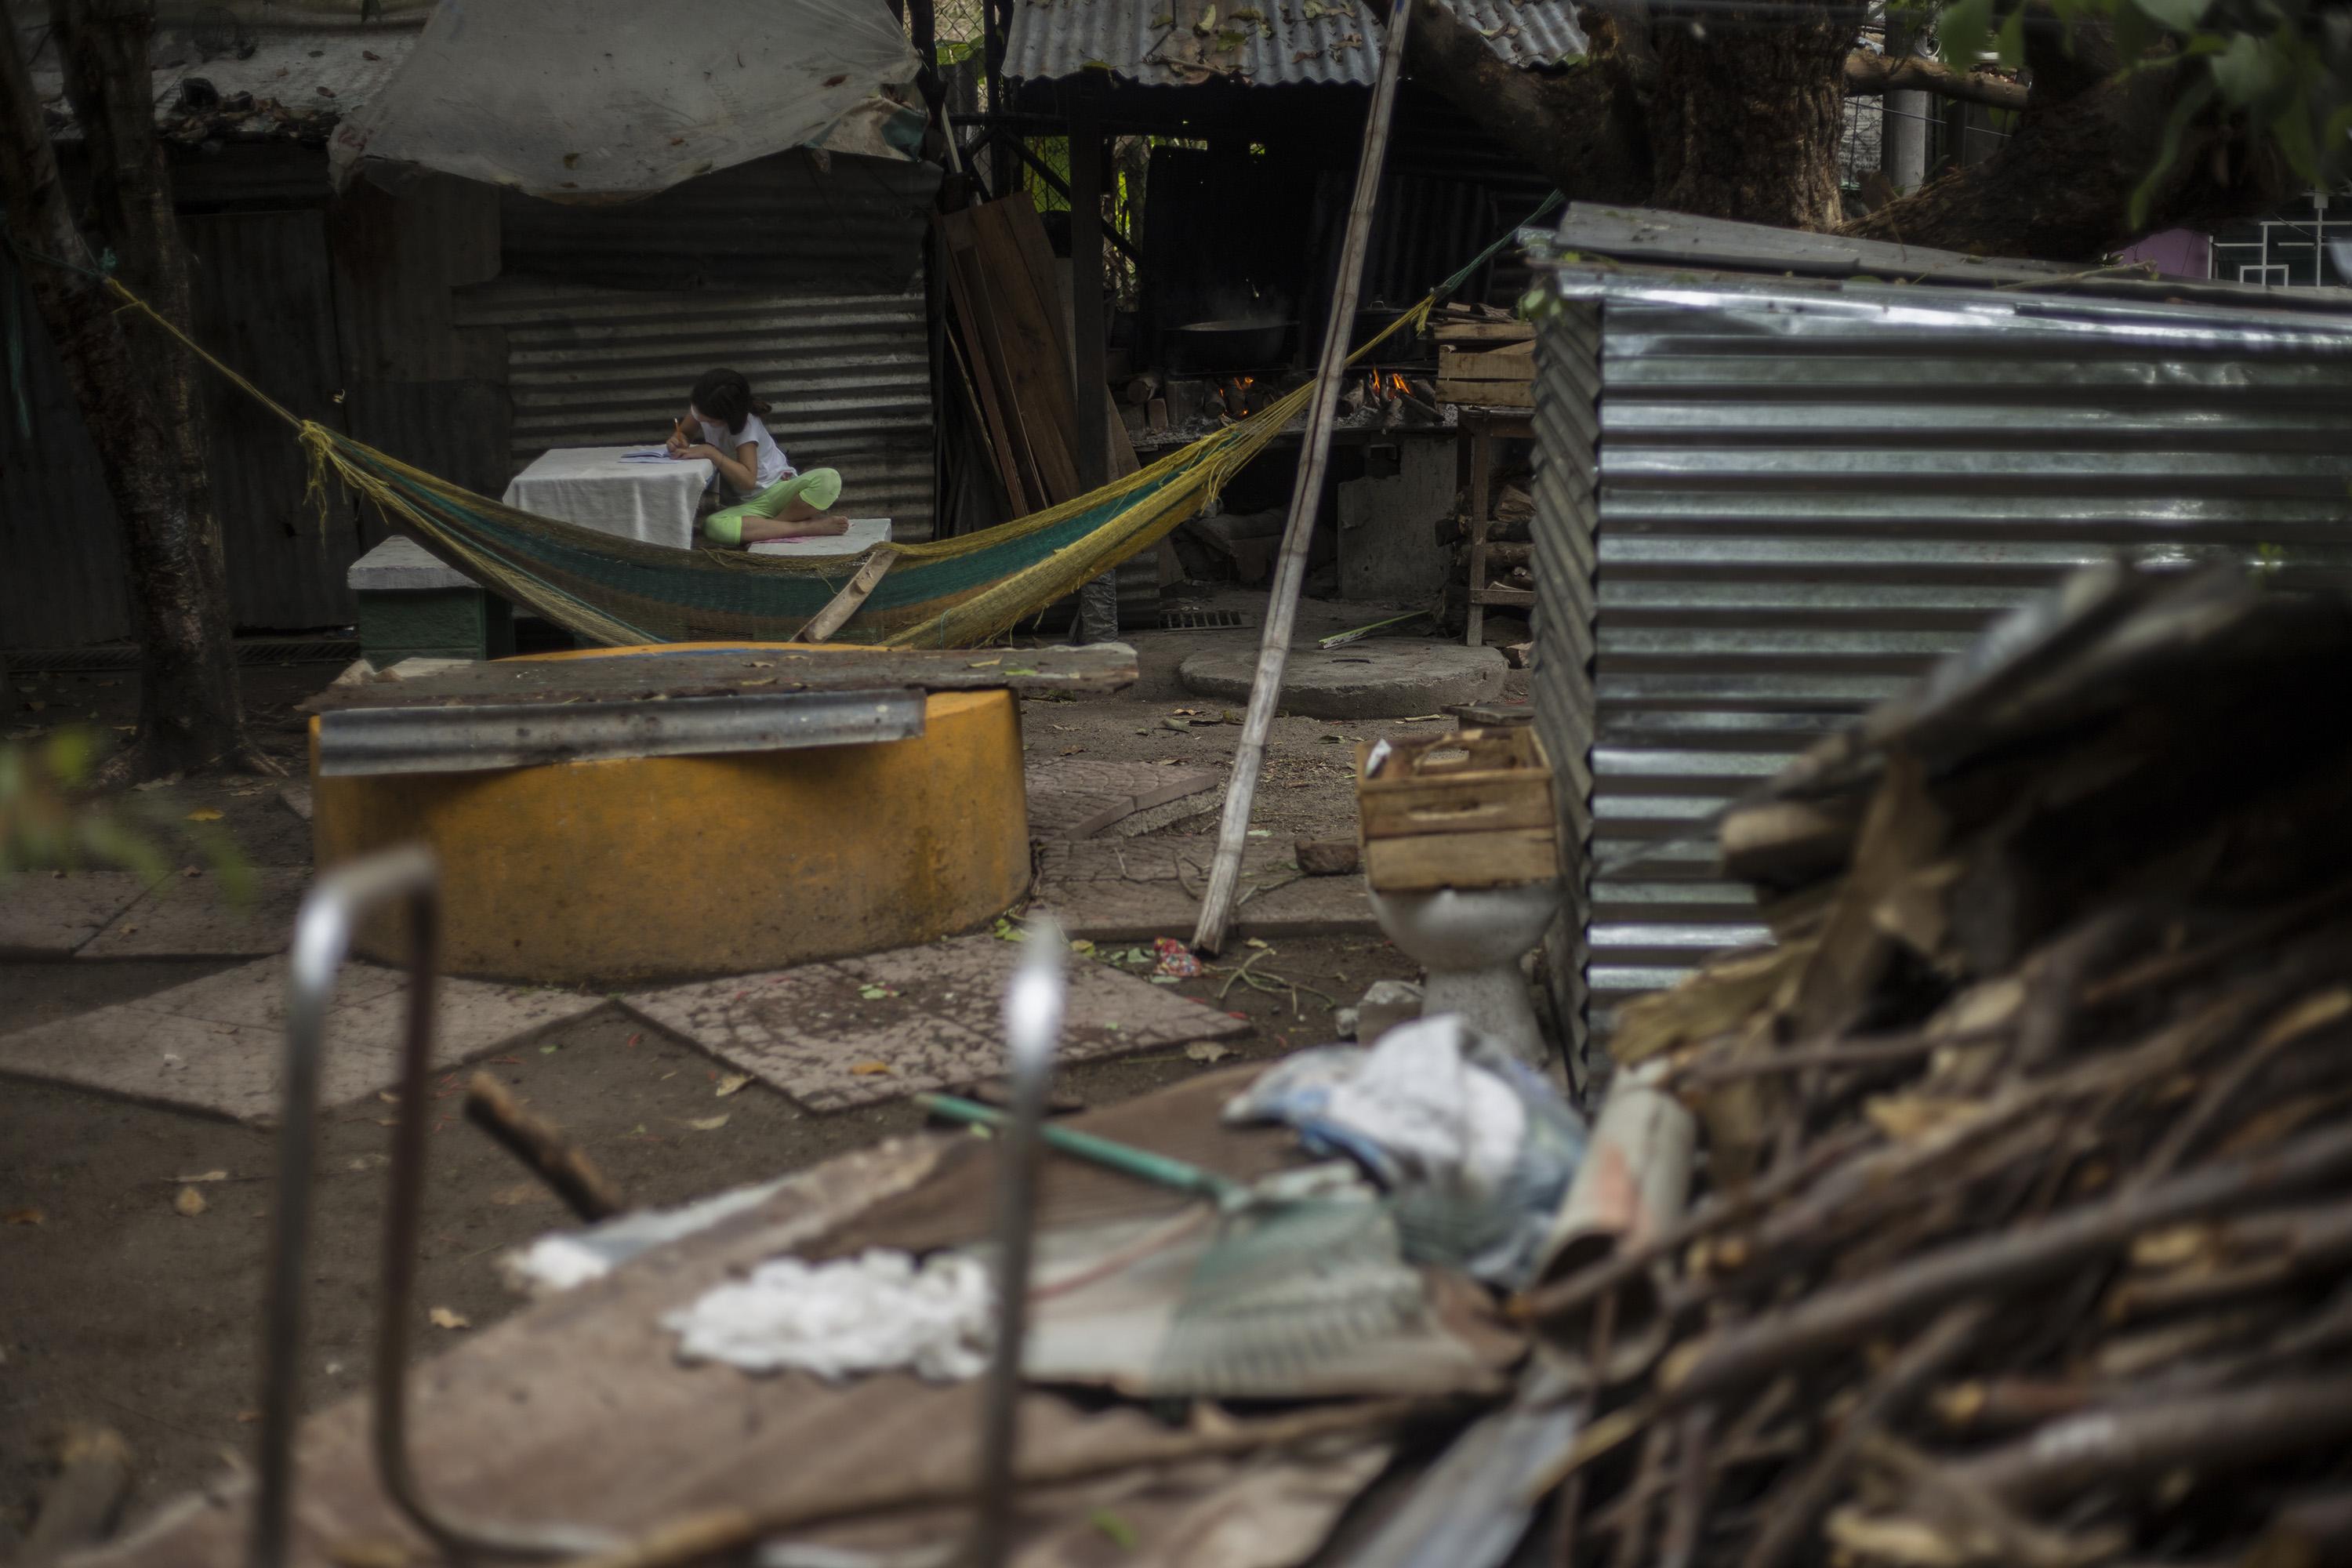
[491,1182,551,1207]
[428,1306,470,1330]
[849,1061,895,1076]
[1069,938,1095,953]
[859,985,896,1000]
[173,1185,208,1217]
[175,1170,229,1184]
[328,1537,411,1568]
[1185,1041,1232,1064]
[715,1073,751,1098]
[3,1207,42,1225]
[1244,937,1272,949]
[686,1114,732,1132]
[739,677,777,688]
[185,807,224,822]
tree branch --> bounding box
[1843,51,2030,113]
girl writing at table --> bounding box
[666,368,850,546]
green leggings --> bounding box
[703,468,844,545]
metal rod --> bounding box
[968,921,1066,1567]
[1190,0,1416,954]
[1004,132,1143,267]
[249,848,615,1568]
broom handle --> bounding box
[918,1094,1242,1205]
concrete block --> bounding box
[1178,642,1507,720]
[350,539,514,665]
[0,956,603,1124]
[1029,836,1378,942]
[1338,438,1454,602]
[0,871,159,957]
[746,517,894,557]
[620,935,1248,1112]
[78,867,310,959]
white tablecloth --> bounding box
[502,447,714,550]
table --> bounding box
[500,446,714,550]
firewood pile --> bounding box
[1520,566,2352,1567]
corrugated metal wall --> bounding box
[2,265,132,647]
[1532,278,2352,1034]
[1530,301,1599,1063]
[454,283,936,539]
[499,150,938,295]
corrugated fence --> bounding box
[1530,270,2352,1034]
[455,284,937,541]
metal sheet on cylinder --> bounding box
[310,684,1029,985]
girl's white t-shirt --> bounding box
[692,411,793,489]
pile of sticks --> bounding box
[1524,568,2352,1567]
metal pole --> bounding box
[1069,80,1118,644]
[969,921,1066,1566]
[1190,0,1414,954]
[1879,12,1928,194]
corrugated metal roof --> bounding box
[453,282,936,542]
[1004,0,1586,87]
[1524,250,2352,1036]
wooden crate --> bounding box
[1435,340,1534,410]
[1355,726,1559,891]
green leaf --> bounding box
[2128,75,2216,231]
[2271,100,2322,187]
[1993,5,2027,70]
[1090,1509,1140,1551]
[2207,32,2277,108]
[1936,0,1994,67]
[2127,0,2210,30]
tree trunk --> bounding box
[1645,3,1854,230]
[2,1,270,780]
[1846,64,2288,261]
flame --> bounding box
[1383,371,1411,396]
[1237,375,1254,389]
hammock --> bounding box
[100,196,1555,649]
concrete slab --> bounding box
[1025,757,1221,840]
[0,870,160,957]
[620,935,1250,1112]
[1177,641,1506,720]
[0,957,604,1124]
[746,517,894,557]
[78,867,310,959]
[1028,836,1380,942]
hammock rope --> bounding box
[64,193,1559,649]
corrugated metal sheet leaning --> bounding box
[1003,0,1588,88]
[1523,230,2352,1038]
[455,283,937,542]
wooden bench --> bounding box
[347,537,514,667]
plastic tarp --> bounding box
[328,0,921,199]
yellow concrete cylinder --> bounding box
[311,673,1029,985]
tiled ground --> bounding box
[0,871,164,956]
[0,956,605,1124]
[77,867,311,959]
[620,934,1250,1112]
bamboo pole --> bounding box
[1190,0,1414,954]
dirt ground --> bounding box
[0,595,1519,1546]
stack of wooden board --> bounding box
[1432,304,1534,411]
[934,194,1137,518]
[1355,726,1559,891]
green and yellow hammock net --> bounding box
[103,197,1554,649]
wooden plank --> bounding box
[933,214,1032,516]
[942,220,1051,510]
[1465,423,1493,648]
[1469,586,1537,607]
[1438,342,1535,379]
[1364,828,1561,892]
[1439,382,1534,410]
[795,550,897,644]
[1359,782,1555,841]
[302,644,1142,713]
[1433,321,1535,345]
[968,198,1082,503]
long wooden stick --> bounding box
[794,549,895,644]
[463,1073,627,1223]
[1189,0,1414,955]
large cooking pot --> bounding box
[1165,319,1296,373]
